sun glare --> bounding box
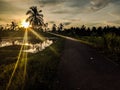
[21,20,29,28]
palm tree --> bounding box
[26,6,44,29]
[59,23,64,31]
[52,24,57,32]
[44,23,48,32]
[10,21,17,30]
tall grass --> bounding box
[79,33,120,63]
[103,33,120,53]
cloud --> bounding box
[38,0,65,6]
[65,0,89,7]
[109,20,120,24]
[52,9,70,14]
[90,0,110,11]
[48,21,55,24]
[90,0,120,11]
[63,22,71,26]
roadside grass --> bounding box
[77,34,120,64]
[0,35,65,90]
[52,32,120,65]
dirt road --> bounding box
[57,39,120,90]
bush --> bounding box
[103,33,120,53]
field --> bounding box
[0,31,65,90]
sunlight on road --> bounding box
[47,32,91,45]
[48,32,81,42]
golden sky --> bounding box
[0,0,120,28]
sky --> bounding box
[0,0,120,28]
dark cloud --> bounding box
[63,22,71,26]
[0,0,24,14]
[38,0,65,6]
[0,1,14,12]
[66,0,89,7]
[0,0,120,27]
[90,0,110,11]
[90,0,120,11]
[52,10,70,14]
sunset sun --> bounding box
[21,20,29,28]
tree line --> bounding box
[51,25,120,37]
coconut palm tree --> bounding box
[26,6,44,29]
[44,23,48,32]
[52,24,57,32]
[10,21,17,30]
[59,23,64,31]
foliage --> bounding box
[50,25,120,64]
[26,6,44,29]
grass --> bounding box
[77,34,120,64]
[0,34,65,90]
[53,32,120,65]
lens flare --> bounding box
[6,31,26,90]
[29,29,58,55]
[23,29,28,84]
[6,28,58,90]
[29,28,45,41]
[6,29,28,90]
[21,20,29,28]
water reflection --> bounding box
[23,40,53,53]
[0,39,53,53]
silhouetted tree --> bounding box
[26,6,44,29]
[10,21,17,30]
[44,23,48,32]
[58,23,64,31]
[52,24,57,32]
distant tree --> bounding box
[0,27,2,44]
[26,6,44,29]
[52,24,57,32]
[81,25,86,30]
[58,23,64,31]
[44,23,48,32]
[10,21,17,30]
[0,25,3,31]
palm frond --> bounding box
[26,10,33,15]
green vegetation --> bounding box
[51,25,120,65]
[0,34,65,90]
[79,33,120,64]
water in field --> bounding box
[0,39,53,53]
[23,40,53,53]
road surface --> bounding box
[56,39,120,90]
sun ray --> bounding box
[6,31,27,90]
[47,32,85,43]
[22,29,28,88]
[29,29,58,55]
[29,28,45,41]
